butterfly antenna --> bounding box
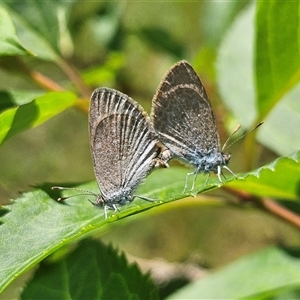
[222,122,264,151]
[52,186,98,201]
[222,125,241,151]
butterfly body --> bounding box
[185,150,229,174]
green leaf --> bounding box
[137,27,185,58]
[217,3,257,128]
[0,166,207,293]
[2,5,59,61]
[0,187,99,293]
[257,84,300,156]
[81,52,125,87]
[5,1,75,57]
[1,151,299,293]
[21,239,158,300]
[0,152,300,291]
[227,150,300,200]
[167,247,300,299]
[0,90,45,112]
[217,3,300,156]
[72,2,125,64]
[0,5,32,56]
[255,1,300,119]
[0,91,77,145]
[201,1,249,47]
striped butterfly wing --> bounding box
[89,88,159,198]
[151,60,221,162]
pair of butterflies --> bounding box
[55,60,235,219]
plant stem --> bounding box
[260,198,300,229]
[14,57,66,91]
[29,69,66,91]
[57,58,92,98]
[224,187,300,230]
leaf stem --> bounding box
[56,58,92,98]
[260,198,300,229]
[14,57,66,91]
[29,69,66,91]
[224,187,300,229]
[14,57,91,98]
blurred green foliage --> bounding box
[0,1,300,299]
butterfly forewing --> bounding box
[89,88,159,198]
[152,60,221,160]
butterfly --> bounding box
[54,88,167,218]
[152,60,236,192]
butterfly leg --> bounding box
[217,166,223,182]
[190,172,199,192]
[134,195,155,202]
[223,166,237,178]
[205,173,211,185]
[183,171,195,194]
[112,204,119,214]
[217,166,237,183]
[104,205,109,219]
[104,204,119,219]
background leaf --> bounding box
[21,239,158,300]
[5,1,75,57]
[8,10,59,62]
[257,85,300,156]
[0,91,77,145]
[255,0,300,119]
[1,149,299,293]
[0,165,235,293]
[217,3,256,128]
[0,90,44,112]
[227,150,300,200]
[137,27,185,58]
[217,2,300,156]
[0,6,32,56]
[167,247,300,299]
